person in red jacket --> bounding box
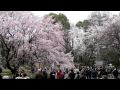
[57,69,63,79]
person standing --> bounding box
[42,69,48,79]
[35,69,44,79]
[50,69,56,79]
[69,69,75,79]
[22,73,30,79]
[57,69,63,79]
[64,69,69,79]
[86,68,91,79]
[75,71,80,79]
[112,68,119,79]
[15,73,23,79]
[80,68,86,79]
[91,68,98,79]
[0,67,2,79]
[0,67,2,74]
[0,74,2,79]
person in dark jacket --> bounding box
[112,68,119,79]
[80,72,86,79]
[86,68,91,79]
[35,69,44,79]
[0,74,2,79]
[102,68,107,76]
[91,68,98,79]
[75,72,80,79]
[69,69,75,79]
[0,67,2,73]
[0,67,2,79]
[42,69,48,79]
[50,70,56,79]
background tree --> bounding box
[69,26,86,65]
[89,11,110,26]
[71,11,111,66]
[76,21,83,28]
[49,13,72,53]
[32,15,74,69]
[0,11,34,74]
[76,20,91,32]
[99,15,120,67]
[49,13,70,30]
[0,11,74,75]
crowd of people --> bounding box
[0,65,119,79]
[31,65,119,79]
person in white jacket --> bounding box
[22,73,30,79]
[15,73,23,79]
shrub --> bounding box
[1,69,12,77]
[18,65,32,77]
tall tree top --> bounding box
[49,13,70,30]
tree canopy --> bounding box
[49,13,70,30]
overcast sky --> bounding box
[31,11,120,24]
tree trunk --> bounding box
[6,61,17,75]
